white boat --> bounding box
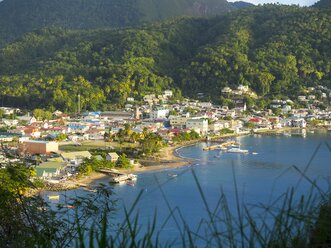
[127,174,137,181]
[227,147,249,154]
[252,152,258,155]
[110,172,137,183]
[84,188,97,193]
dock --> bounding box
[203,140,238,151]
[96,169,137,183]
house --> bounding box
[163,90,173,98]
[291,118,307,128]
[221,87,232,94]
[67,125,89,134]
[237,85,249,93]
[17,115,37,125]
[2,119,19,127]
[209,121,231,133]
[198,102,212,109]
[298,96,307,101]
[282,105,292,113]
[0,107,20,115]
[106,152,119,162]
[61,151,92,164]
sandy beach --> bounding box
[44,142,196,190]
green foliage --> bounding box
[0,5,330,111]
[140,132,163,155]
[273,108,283,116]
[244,122,256,129]
[172,130,200,142]
[0,0,235,47]
[308,119,323,126]
[33,108,53,120]
[219,128,234,135]
[79,157,115,175]
[55,133,67,141]
[116,153,132,169]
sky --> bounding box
[228,0,318,6]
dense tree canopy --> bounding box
[0,5,330,111]
[0,0,236,47]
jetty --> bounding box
[96,169,137,183]
[203,140,238,151]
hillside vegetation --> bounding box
[0,5,330,111]
[314,0,331,8]
[0,0,235,47]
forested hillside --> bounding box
[0,5,330,111]
[0,0,235,47]
[314,0,331,8]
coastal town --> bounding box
[1,84,331,186]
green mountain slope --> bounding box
[0,5,330,111]
[0,0,234,47]
[314,0,331,8]
[230,1,255,9]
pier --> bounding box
[96,169,137,183]
[203,140,238,151]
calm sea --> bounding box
[49,130,331,245]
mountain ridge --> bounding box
[0,0,239,47]
[0,5,330,111]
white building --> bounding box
[237,85,249,93]
[221,87,232,94]
[186,118,208,134]
[209,121,231,133]
[163,90,173,97]
[291,118,307,128]
[150,107,169,119]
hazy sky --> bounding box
[228,0,318,6]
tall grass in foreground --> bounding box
[2,142,330,247]
[73,167,330,247]
[69,142,331,247]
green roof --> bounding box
[61,151,91,160]
[36,162,65,177]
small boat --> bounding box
[64,205,75,209]
[168,173,178,178]
[227,147,249,154]
[48,195,60,200]
[84,188,97,193]
[127,181,135,186]
[128,174,138,181]
[252,152,258,155]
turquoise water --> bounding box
[48,131,331,245]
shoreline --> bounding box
[43,141,198,191]
[42,127,328,191]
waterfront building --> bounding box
[186,118,208,135]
